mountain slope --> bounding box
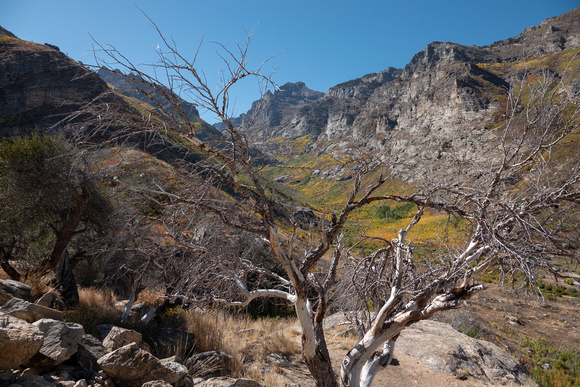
[0,28,109,137]
[229,7,580,183]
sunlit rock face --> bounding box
[225,8,580,181]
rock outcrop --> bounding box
[0,297,63,322]
[397,320,529,385]
[213,81,325,140]
[224,7,580,182]
[0,28,109,136]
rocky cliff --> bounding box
[227,7,580,182]
[214,81,325,141]
[98,68,201,123]
[0,28,110,137]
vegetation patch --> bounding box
[520,337,580,387]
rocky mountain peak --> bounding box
[328,67,402,99]
[276,81,324,101]
[0,26,17,39]
[485,7,580,61]
[213,81,324,134]
[402,42,484,77]
[225,7,580,183]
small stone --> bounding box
[20,367,45,376]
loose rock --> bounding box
[97,342,181,387]
[29,318,84,367]
[195,377,264,387]
[0,279,34,302]
[0,312,44,370]
[0,297,63,323]
[102,326,142,351]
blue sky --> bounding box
[1,0,578,121]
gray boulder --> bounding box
[195,377,264,387]
[159,358,189,386]
[102,326,143,351]
[0,279,33,303]
[74,333,109,372]
[13,374,56,386]
[35,291,65,310]
[28,318,85,367]
[0,312,44,370]
[396,320,530,385]
[0,297,63,323]
[141,381,173,387]
[97,342,181,387]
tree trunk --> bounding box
[294,293,338,387]
[55,250,79,307]
[303,321,339,387]
[36,192,88,275]
[341,322,405,387]
[0,258,21,281]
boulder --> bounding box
[102,326,142,351]
[35,291,65,310]
[195,377,264,387]
[396,320,530,385]
[0,370,16,384]
[0,297,63,323]
[141,381,173,387]
[0,312,44,370]
[74,334,109,372]
[0,279,33,302]
[97,342,181,387]
[159,358,188,386]
[28,319,84,367]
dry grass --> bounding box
[136,286,166,304]
[22,273,54,299]
[78,287,118,310]
[186,310,302,382]
[64,286,122,335]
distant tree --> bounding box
[93,21,580,387]
[0,133,111,303]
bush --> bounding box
[376,202,417,222]
[520,337,580,387]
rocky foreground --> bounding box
[0,279,533,387]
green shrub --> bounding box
[520,337,580,387]
[376,202,416,222]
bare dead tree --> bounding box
[91,19,580,387]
